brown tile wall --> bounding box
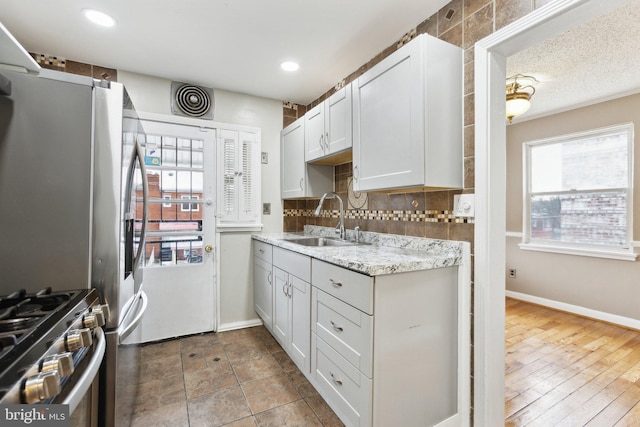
[29,52,118,81]
[281,2,550,421]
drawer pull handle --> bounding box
[283,283,288,296]
[330,372,343,386]
[267,272,272,284]
[330,321,343,332]
[259,249,264,254]
[329,279,342,288]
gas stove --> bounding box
[0,287,108,406]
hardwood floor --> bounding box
[505,298,640,426]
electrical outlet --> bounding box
[262,203,271,215]
[261,152,268,164]
[508,269,516,279]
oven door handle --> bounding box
[62,327,105,414]
[119,290,148,343]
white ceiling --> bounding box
[507,0,640,123]
[0,0,450,105]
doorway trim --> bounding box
[473,0,632,425]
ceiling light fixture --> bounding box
[82,9,116,27]
[506,74,538,123]
[281,61,299,72]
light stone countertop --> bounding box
[252,226,467,276]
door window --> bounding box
[134,133,206,266]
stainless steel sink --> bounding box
[283,237,366,247]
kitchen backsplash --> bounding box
[283,163,474,249]
[30,52,118,81]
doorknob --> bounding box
[205,245,213,253]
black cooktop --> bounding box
[0,288,96,398]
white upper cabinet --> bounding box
[217,128,261,227]
[281,117,333,199]
[305,83,352,163]
[352,34,462,192]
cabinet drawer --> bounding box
[312,288,372,377]
[312,260,373,314]
[273,247,311,282]
[253,240,272,263]
[312,334,372,427]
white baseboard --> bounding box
[506,290,640,331]
[216,318,264,333]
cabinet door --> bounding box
[289,276,311,374]
[352,38,425,191]
[281,118,306,198]
[326,83,352,154]
[304,103,325,162]
[253,256,273,331]
[272,267,289,347]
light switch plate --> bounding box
[263,203,271,215]
[261,152,268,164]
[453,194,475,217]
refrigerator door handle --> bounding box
[118,290,148,343]
[132,138,148,271]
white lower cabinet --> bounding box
[311,259,459,427]
[272,247,311,374]
[253,241,460,427]
[253,241,273,331]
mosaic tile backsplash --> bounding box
[30,52,118,81]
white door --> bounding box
[289,276,311,374]
[352,39,425,191]
[281,118,306,198]
[326,83,352,154]
[304,103,325,161]
[133,119,217,342]
[272,267,289,347]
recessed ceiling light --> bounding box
[83,9,116,27]
[281,61,299,72]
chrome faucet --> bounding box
[314,192,345,240]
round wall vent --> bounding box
[171,81,214,120]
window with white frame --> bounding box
[181,195,200,212]
[521,123,635,260]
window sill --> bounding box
[518,242,637,261]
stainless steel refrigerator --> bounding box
[0,67,149,427]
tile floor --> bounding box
[128,325,344,426]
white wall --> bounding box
[118,70,283,329]
[505,93,640,321]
